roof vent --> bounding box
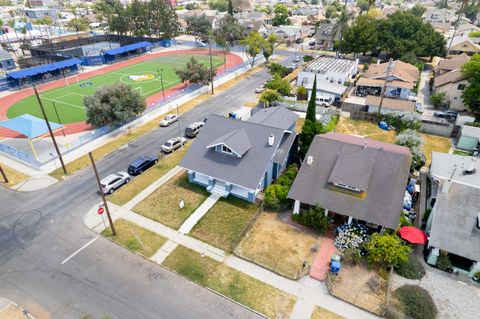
[441,180,451,194]
[268,134,274,146]
[306,156,313,165]
[463,162,476,175]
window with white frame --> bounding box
[222,145,232,154]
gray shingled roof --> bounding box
[248,107,298,131]
[0,49,12,61]
[273,131,296,164]
[180,113,295,190]
[288,133,411,229]
[207,128,252,157]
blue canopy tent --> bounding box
[6,58,82,88]
[103,41,152,62]
[0,114,63,160]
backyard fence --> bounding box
[0,56,262,168]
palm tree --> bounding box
[367,0,376,11]
[332,6,349,57]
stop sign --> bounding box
[97,207,105,215]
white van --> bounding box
[315,95,333,106]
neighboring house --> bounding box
[239,20,269,37]
[180,107,298,203]
[365,95,415,114]
[177,9,225,31]
[356,60,420,100]
[426,152,480,278]
[314,23,340,49]
[0,49,15,70]
[448,34,480,56]
[296,56,358,101]
[431,22,452,36]
[433,54,470,111]
[25,8,57,19]
[423,8,454,24]
[269,26,309,43]
[288,133,411,230]
[292,7,319,16]
[457,125,480,152]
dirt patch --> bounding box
[236,212,321,280]
[329,260,387,315]
[311,306,345,319]
[335,117,396,144]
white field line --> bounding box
[61,235,100,265]
[42,96,85,110]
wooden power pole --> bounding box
[89,152,116,236]
[377,58,394,115]
[0,165,8,184]
[33,86,67,174]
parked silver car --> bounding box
[100,172,130,195]
[160,114,179,127]
[161,137,187,153]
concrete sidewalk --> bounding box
[0,297,36,319]
[178,193,220,234]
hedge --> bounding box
[395,285,437,319]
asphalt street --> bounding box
[0,64,279,318]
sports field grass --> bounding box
[7,54,224,124]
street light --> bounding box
[157,68,165,102]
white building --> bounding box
[296,57,358,101]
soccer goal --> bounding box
[65,75,80,86]
[132,86,144,96]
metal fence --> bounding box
[0,57,257,168]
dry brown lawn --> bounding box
[133,171,209,230]
[163,245,295,319]
[335,117,396,144]
[310,306,345,319]
[236,212,321,280]
[0,165,29,188]
[330,260,387,315]
[0,303,27,319]
[420,133,451,166]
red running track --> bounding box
[0,49,243,138]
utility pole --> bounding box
[447,0,468,56]
[0,165,8,184]
[33,86,67,174]
[89,152,116,236]
[158,68,165,102]
[377,58,393,115]
[208,34,214,95]
[176,104,183,149]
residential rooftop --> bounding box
[304,57,357,74]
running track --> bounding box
[0,49,243,138]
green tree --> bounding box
[306,75,317,121]
[262,33,277,62]
[265,73,291,96]
[66,17,90,32]
[461,2,479,22]
[213,15,244,51]
[240,30,264,67]
[272,4,290,26]
[186,14,212,43]
[227,0,233,15]
[364,233,411,269]
[411,4,426,17]
[461,53,480,113]
[260,89,281,107]
[356,0,369,12]
[128,0,148,36]
[267,62,291,77]
[84,83,146,128]
[175,57,214,85]
[339,15,378,56]
[147,0,179,39]
[208,0,228,12]
[429,91,447,108]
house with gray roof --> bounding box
[288,133,411,229]
[457,125,480,152]
[0,49,15,70]
[180,107,298,202]
[426,152,480,278]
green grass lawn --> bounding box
[102,219,167,258]
[133,171,210,230]
[190,196,259,252]
[163,245,295,318]
[8,54,223,123]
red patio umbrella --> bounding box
[398,226,428,244]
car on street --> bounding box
[415,102,423,113]
[128,155,158,175]
[100,172,130,195]
[434,110,458,121]
[161,137,187,153]
[185,121,205,138]
[308,41,316,46]
[288,63,298,69]
[196,40,208,47]
[254,85,265,93]
[293,55,301,62]
[160,114,179,127]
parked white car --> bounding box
[293,55,301,62]
[161,137,187,153]
[255,85,266,93]
[100,172,130,195]
[160,114,179,127]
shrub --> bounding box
[297,86,307,100]
[429,91,446,108]
[334,223,370,253]
[343,247,362,265]
[395,129,422,148]
[267,62,292,78]
[292,206,330,233]
[263,165,298,210]
[411,146,426,171]
[395,254,425,279]
[364,233,412,269]
[395,285,437,319]
[400,215,412,227]
[382,112,422,132]
[465,122,480,128]
[265,73,292,96]
[303,55,314,62]
[469,31,480,37]
[436,251,452,271]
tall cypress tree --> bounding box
[228,0,233,16]
[306,75,317,122]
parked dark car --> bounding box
[127,155,158,175]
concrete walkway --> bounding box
[178,193,220,234]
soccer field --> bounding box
[7,54,224,124]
